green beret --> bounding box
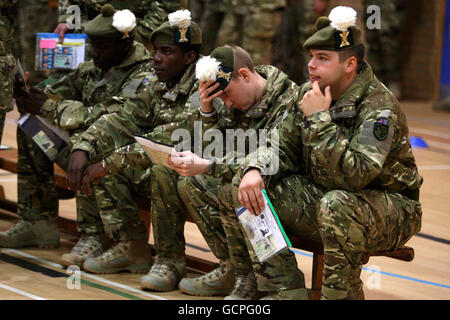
[303,6,362,51]
[150,10,202,46]
[210,46,234,92]
[84,4,136,39]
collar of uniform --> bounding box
[242,65,288,116]
[155,62,197,99]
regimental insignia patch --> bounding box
[178,27,188,42]
[340,31,350,47]
[373,117,389,141]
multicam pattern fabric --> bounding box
[17,42,152,242]
[178,65,302,275]
[225,62,423,299]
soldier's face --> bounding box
[90,36,131,71]
[153,44,192,83]
[219,70,254,111]
[307,49,346,92]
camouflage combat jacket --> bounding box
[243,62,423,195]
[202,64,299,181]
[71,61,200,174]
[39,41,152,140]
[0,0,14,52]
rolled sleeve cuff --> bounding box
[72,141,95,161]
[101,155,121,175]
[39,98,58,120]
[199,109,217,118]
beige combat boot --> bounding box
[178,259,234,296]
[0,219,59,248]
[224,271,261,300]
[60,233,105,268]
[140,255,186,291]
[82,239,152,274]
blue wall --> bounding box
[440,0,450,98]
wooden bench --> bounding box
[0,148,415,299]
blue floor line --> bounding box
[362,267,450,289]
[289,248,450,290]
[187,244,450,290]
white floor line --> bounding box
[418,165,450,170]
[0,283,47,300]
[3,248,167,301]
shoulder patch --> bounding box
[373,117,389,141]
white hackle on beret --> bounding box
[195,56,221,82]
[329,6,357,31]
[112,9,136,38]
[168,9,191,29]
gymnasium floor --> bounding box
[0,101,449,300]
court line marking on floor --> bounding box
[0,283,47,300]
[418,165,450,171]
[1,252,145,300]
[288,248,450,290]
[190,243,450,290]
[3,249,167,301]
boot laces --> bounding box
[72,234,101,255]
[232,273,257,298]
[100,242,128,260]
[151,256,176,276]
[6,220,31,235]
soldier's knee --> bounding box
[177,177,194,199]
[217,183,238,213]
[317,190,351,225]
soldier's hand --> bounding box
[81,162,107,195]
[168,151,211,176]
[14,86,48,115]
[314,0,328,15]
[54,22,71,43]
[67,151,89,192]
[300,81,332,117]
[199,81,222,114]
[238,169,265,215]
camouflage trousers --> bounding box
[92,165,149,241]
[150,165,187,258]
[177,175,229,261]
[219,9,283,66]
[16,128,102,236]
[222,174,422,299]
[218,175,314,292]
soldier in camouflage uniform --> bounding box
[69,11,203,276]
[57,0,179,50]
[0,0,16,145]
[2,6,153,273]
[165,45,306,299]
[218,0,286,66]
[222,7,423,299]
[8,0,176,248]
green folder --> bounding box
[262,189,292,248]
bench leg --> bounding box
[310,252,323,300]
